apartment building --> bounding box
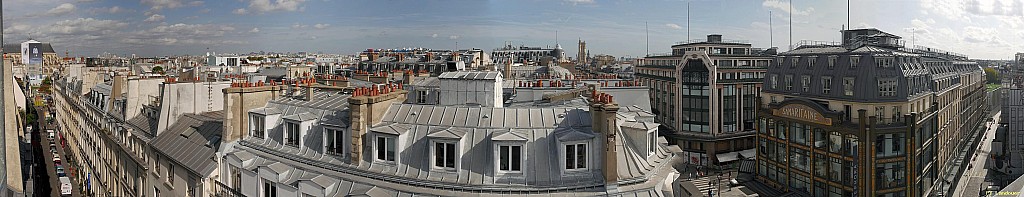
[755,28,986,197]
[635,34,774,166]
[52,68,232,197]
[214,71,680,196]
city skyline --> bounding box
[2,0,1023,59]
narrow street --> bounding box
[952,112,1001,197]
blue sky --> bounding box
[2,0,1023,59]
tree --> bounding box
[152,66,164,74]
[984,67,1000,84]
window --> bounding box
[784,75,793,90]
[261,178,277,197]
[878,79,897,97]
[496,144,522,172]
[892,106,902,122]
[648,132,658,155]
[827,56,837,69]
[770,74,778,89]
[875,106,885,123]
[231,166,242,190]
[250,114,265,138]
[155,188,160,197]
[166,162,174,184]
[433,141,457,169]
[875,56,894,68]
[284,122,299,147]
[790,57,799,68]
[821,76,832,94]
[843,77,855,96]
[186,176,197,197]
[417,90,428,103]
[801,75,810,92]
[324,128,343,155]
[564,143,588,170]
[850,56,860,69]
[375,136,396,162]
[807,56,816,68]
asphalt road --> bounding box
[952,112,1000,197]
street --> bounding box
[951,112,1001,197]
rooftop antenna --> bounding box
[687,2,691,41]
[645,21,649,56]
[789,0,793,50]
[847,0,850,30]
[556,30,559,46]
[770,11,774,47]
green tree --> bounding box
[152,66,164,74]
[984,67,1000,84]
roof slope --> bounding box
[150,111,224,175]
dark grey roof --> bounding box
[126,114,157,141]
[2,43,56,54]
[150,111,224,176]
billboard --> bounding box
[21,41,43,65]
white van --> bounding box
[59,177,72,196]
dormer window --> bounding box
[496,144,523,173]
[432,141,458,170]
[284,122,300,147]
[564,142,588,171]
[375,135,396,162]
[807,56,816,69]
[850,56,860,69]
[249,114,265,139]
[324,127,343,156]
[827,56,837,69]
[648,130,658,156]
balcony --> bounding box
[213,181,245,197]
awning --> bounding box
[717,148,756,163]
[717,152,741,163]
[739,149,756,160]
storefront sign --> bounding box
[773,103,833,126]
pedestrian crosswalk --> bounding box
[684,175,728,196]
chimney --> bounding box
[304,79,315,101]
[402,71,414,85]
[587,84,621,189]
[108,75,127,113]
[707,34,723,42]
[222,84,285,143]
[349,85,408,163]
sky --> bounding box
[2,0,1024,59]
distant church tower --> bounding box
[577,39,588,66]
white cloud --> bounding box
[250,27,260,33]
[241,0,306,14]
[49,18,128,35]
[449,35,459,40]
[431,33,438,38]
[291,23,307,29]
[665,23,682,30]
[189,1,204,6]
[564,0,594,5]
[233,8,247,15]
[46,3,76,16]
[108,6,123,14]
[144,14,166,22]
[141,0,185,10]
[314,23,330,29]
[762,0,814,16]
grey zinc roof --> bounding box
[250,107,282,115]
[125,114,157,141]
[282,112,318,122]
[437,71,500,80]
[150,111,223,176]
